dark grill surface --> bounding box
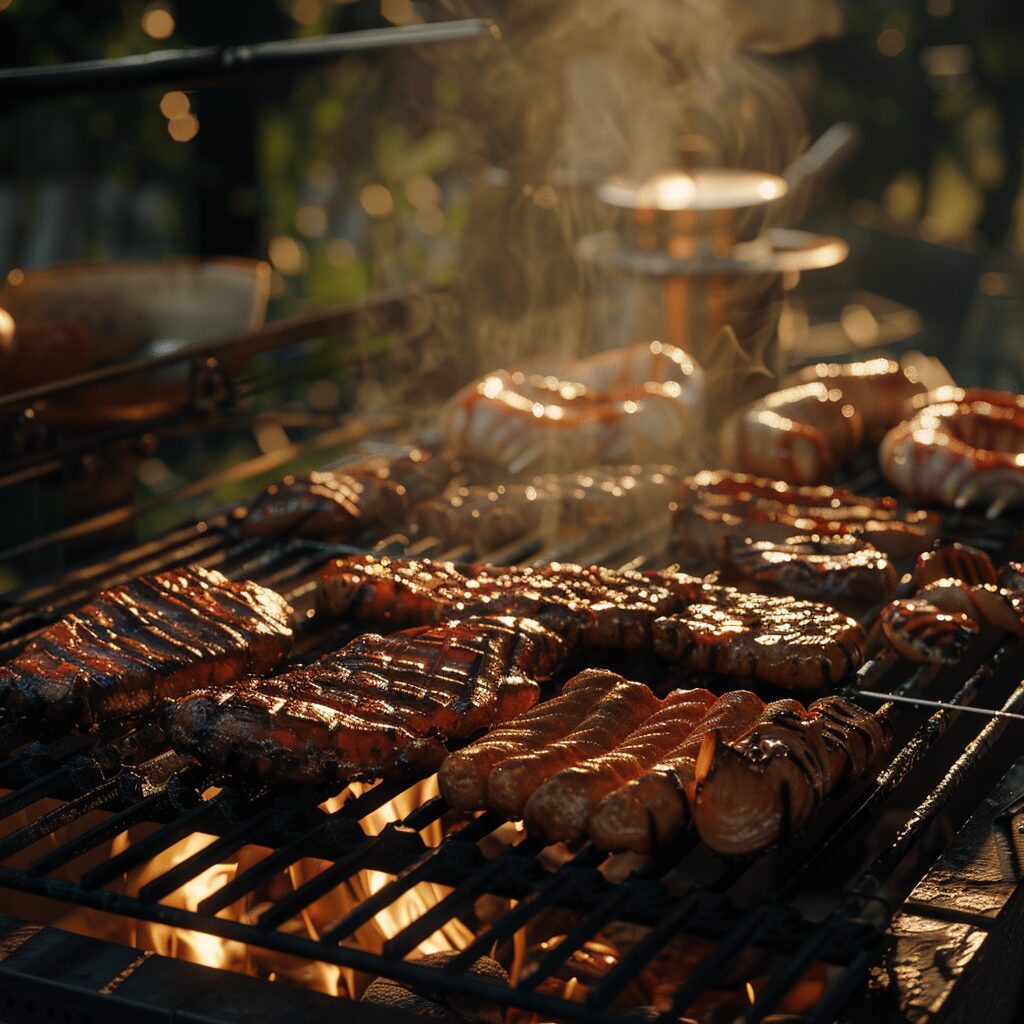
[1,485,1023,1024]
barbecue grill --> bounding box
[4,9,1024,1024]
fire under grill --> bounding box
[2,472,1024,1024]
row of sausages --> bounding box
[439,670,890,858]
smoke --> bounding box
[416,0,842,406]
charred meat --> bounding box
[673,469,939,561]
[723,534,898,608]
[652,585,866,688]
[165,616,565,784]
[240,448,452,539]
[690,695,890,857]
[0,568,293,728]
[317,555,679,652]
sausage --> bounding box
[438,669,621,811]
[522,687,716,844]
[485,676,662,819]
[587,690,764,854]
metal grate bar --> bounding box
[585,897,699,1007]
[517,884,635,992]
[444,845,605,972]
[138,805,284,903]
[807,946,878,1024]
[653,906,773,1023]
[853,678,1024,903]
[81,798,220,890]
[740,919,837,1023]
[780,641,1014,900]
[26,788,180,876]
[315,812,502,942]
[381,839,543,960]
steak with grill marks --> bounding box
[652,585,865,688]
[164,616,566,783]
[317,555,681,652]
[0,568,293,728]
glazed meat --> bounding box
[690,695,890,857]
[469,673,663,819]
[588,690,765,853]
[240,448,452,539]
[912,543,998,589]
[0,568,293,728]
[652,586,866,688]
[785,358,929,439]
[673,470,939,561]
[723,534,898,608]
[317,555,679,652]
[438,669,623,811]
[718,382,865,485]
[523,687,716,844]
[165,616,565,784]
[412,465,677,555]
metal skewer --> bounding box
[853,688,1024,723]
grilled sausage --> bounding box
[438,669,622,811]
[913,543,998,589]
[523,687,716,844]
[587,690,764,853]
[879,598,980,664]
[485,675,662,820]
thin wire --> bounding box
[854,688,1024,723]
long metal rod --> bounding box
[855,688,1024,723]
[0,20,498,100]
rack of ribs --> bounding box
[164,616,565,784]
[0,567,293,728]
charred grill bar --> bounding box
[1,476,1023,1023]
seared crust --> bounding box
[241,448,452,539]
[317,555,677,652]
[723,534,898,608]
[652,585,866,688]
[165,616,564,784]
[0,568,293,728]
[587,690,764,853]
[673,469,939,561]
[523,687,715,844]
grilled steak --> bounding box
[317,555,679,652]
[588,690,764,853]
[673,469,939,561]
[412,464,677,554]
[165,616,565,783]
[240,448,452,539]
[690,695,889,857]
[652,585,865,688]
[0,568,293,728]
[523,687,716,844]
[439,669,622,811]
[723,534,898,608]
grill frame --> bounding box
[1,484,1024,1024]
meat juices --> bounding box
[0,568,293,728]
[165,616,565,784]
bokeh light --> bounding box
[268,235,308,276]
[359,184,394,218]
[141,4,175,40]
[325,239,356,267]
[295,205,328,237]
[404,175,441,210]
[160,91,190,120]
[167,113,199,142]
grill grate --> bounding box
[1,488,1023,1023]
